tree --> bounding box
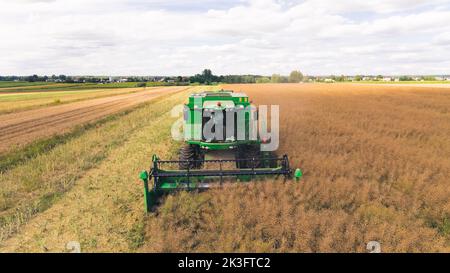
[26,74,39,82]
[289,70,303,83]
[336,74,346,82]
[423,76,436,81]
[399,76,413,81]
[65,76,75,83]
[189,69,218,84]
[256,77,270,83]
[271,74,282,83]
[202,69,213,84]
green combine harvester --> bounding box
[139,90,302,212]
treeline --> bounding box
[6,69,444,85]
[189,69,304,84]
[0,69,306,85]
[189,69,262,84]
[0,75,109,83]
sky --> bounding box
[0,0,449,76]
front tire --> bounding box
[179,144,203,169]
[236,144,261,168]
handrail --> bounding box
[154,157,286,164]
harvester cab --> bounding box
[139,90,302,212]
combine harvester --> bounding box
[139,90,302,212]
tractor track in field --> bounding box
[0,96,149,135]
[0,95,129,125]
[0,86,187,154]
[0,100,129,141]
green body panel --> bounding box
[139,170,153,212]
[294,168,303,181]
[186,90,250,108]
[186,140,259,150]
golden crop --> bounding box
[143,83,450,252]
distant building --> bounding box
[382,77,392,82]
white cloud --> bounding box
[0,0,449,75]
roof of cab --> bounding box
[191,90,247,98]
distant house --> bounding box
[118,78,128,83]
[382,77,392,82]
[435,76,444,81]
[324,78,335,83]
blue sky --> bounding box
[0,0,449,76]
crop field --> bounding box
[0,81,60,88]
[0,85,209,251]
[141,83,450,252]
[0,82,90,92]
[0,82,181,93]
[0,87,186,155]
[349,81,450,85]
[0,87,152,114]
[0,83,449,252]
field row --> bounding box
[0,87,150,114]
[0,86,208,251]
[0,82,185,93]
[0,87,186,154]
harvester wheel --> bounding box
[179,144,203,169]
[236,145,261,169]
[261,151,278,168]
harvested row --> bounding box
[0,87,186,154]
[0,87,204,249]
[0,87,148,114]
